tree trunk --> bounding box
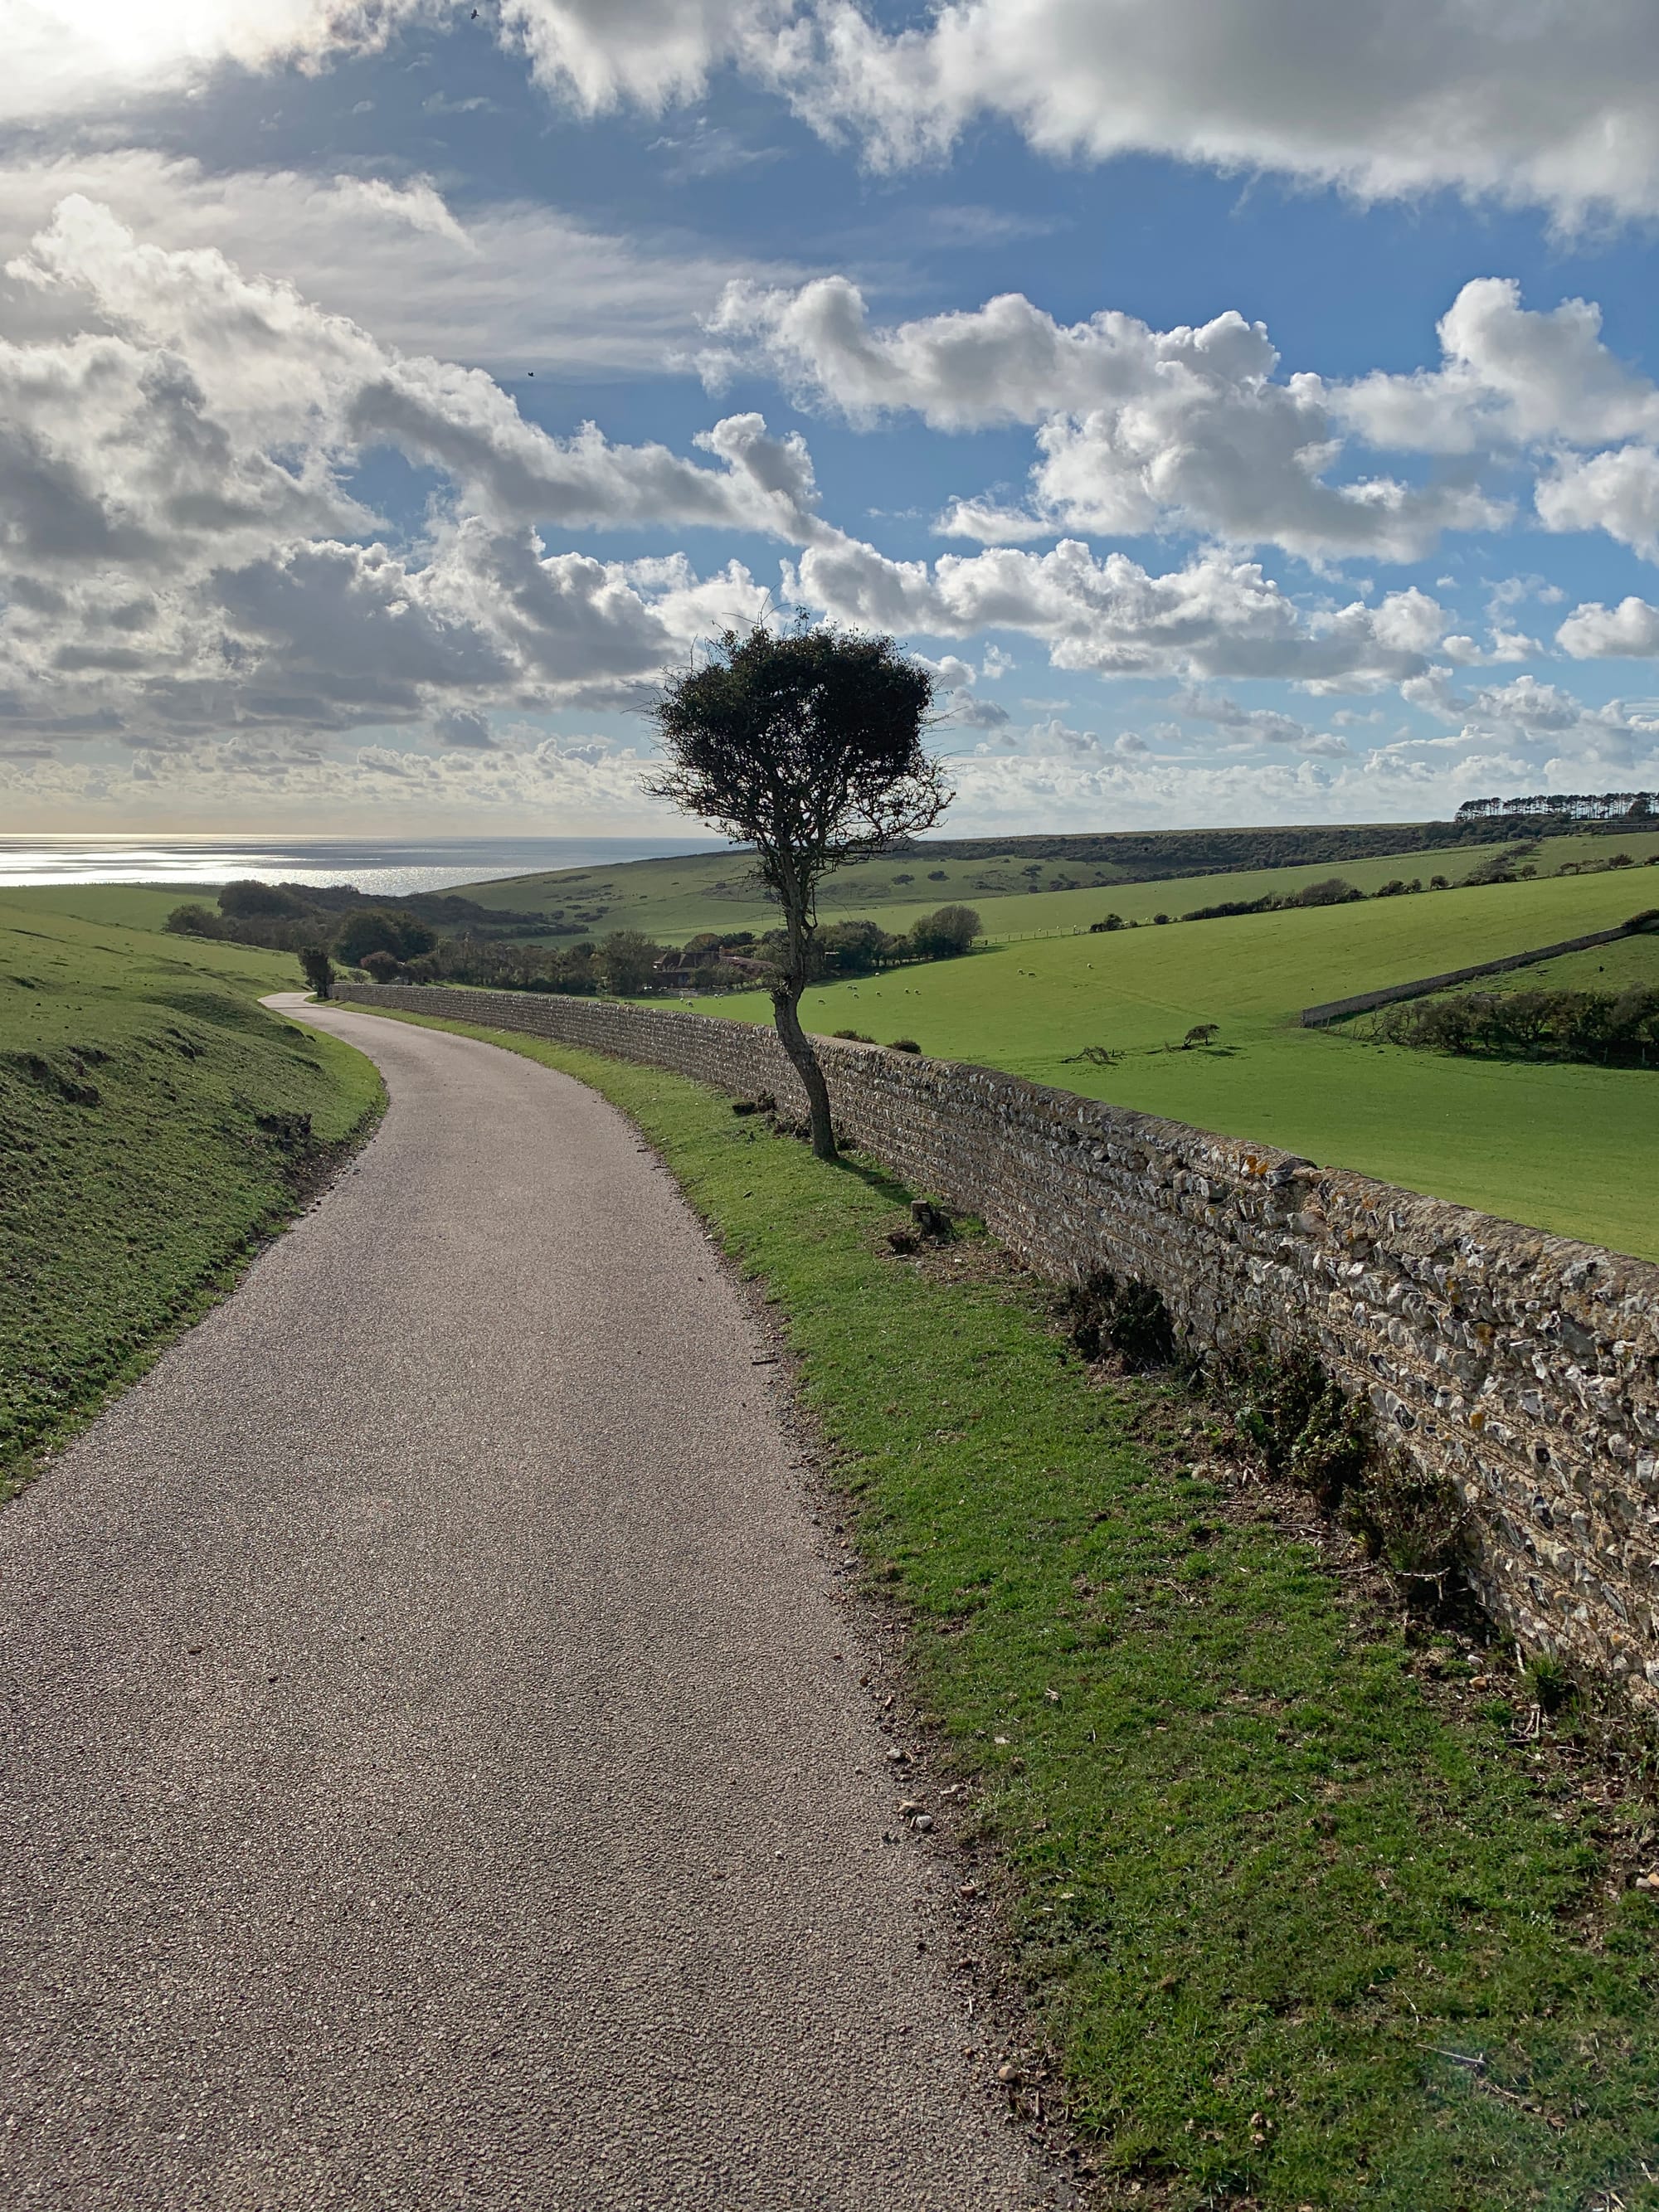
[771,984,837,1159]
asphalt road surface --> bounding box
[1,998,1061,2210]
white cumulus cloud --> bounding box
[0,197,790,744]
[1173,688,1350,757]
[473,1,1659,234]
[717,276,1506,562]
[1557,597,1659,659]
[0,152,783,377]
[1535,447,1659,562]
[1337,278,1659,455]
[787,535,1450,685]
[776,0,1659,225]
[13,1,1659,229]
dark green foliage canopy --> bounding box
[332,908,437,965]
[908,903,981,958]
[165,904,221,937]
[815,917,891,975]
[1289,876,1364,908]
[299,946,334,999]
[599,931,664,994]
[164,880,564,960]
[219,879,312,921]
[645,624,946,928]
[1379,985,1659,1066]
[646,620,949,1158]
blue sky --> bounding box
[5,0,1659,834]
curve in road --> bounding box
[0,996,1059,2210]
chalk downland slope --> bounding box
[0,898,379,1489]
[458,825,1659,946]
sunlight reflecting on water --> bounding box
[0,835,723,897]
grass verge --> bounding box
[353,1004,1659,2211]
[1,912,382,1495]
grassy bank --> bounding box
[353,1002,1659,2212]
[695,868,1659,1258]
[0,900,380,1492]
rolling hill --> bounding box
[455,823,1659,946]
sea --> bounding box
[0,834,727,900]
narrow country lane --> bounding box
[1,999,1060,2211]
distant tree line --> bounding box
[1175,874,1369,923]
[1457,790,1657,823]
[169,878,983,1000]
[1365,907,1659,1065]
[1374,979,1659,1067]
[428,932,656,997]
[1077,843,1657,933]
[805,904,981,970]
[406,903,982,998]
[165,878,564,955]
[898,810,1642,882]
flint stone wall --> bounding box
[337,980,1659,1705]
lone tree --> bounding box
[299,945,334,1000]
[647,622,947,1158]
[600,930,665,997]
[909,903,981,960]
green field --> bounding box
[693,868,1659,1259]
[18,829,1658,957]
[1434,931,1659,997]
[5,882,210,933]
[461,826,1659,945]
[0,895,380,1489]
[9,846,1655,1289]
[351,1001,1659,2212]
